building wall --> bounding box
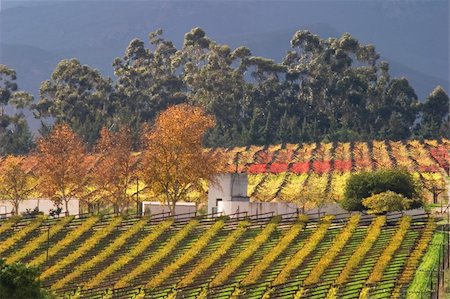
[142,201,196,217]
[0,199,79,216]
[208,173,248,214]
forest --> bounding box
[0,27,449,155]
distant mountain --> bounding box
[1,0,448,104]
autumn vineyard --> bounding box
[218,139,449,202]
[0,138,449,298]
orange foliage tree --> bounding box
[92,127,138,213]
[35,124,90,215]
[0,155,38,215]
[141,104,223,215]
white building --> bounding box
[0,199,79,217]
[208,173,348,217]
[142,201,196,217]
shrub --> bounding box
[0,259,54,299]
[341,168,423,211]
[363,191,412,214]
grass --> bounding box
[407,232,444,299]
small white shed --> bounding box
[207,173,249,215]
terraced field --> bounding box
[0,211,444,298]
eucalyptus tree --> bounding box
[112,29,185,146]
[0,65,34,155]
[176,27,252,146]
[284,30,419,141]
[417,86,449,138]
[34,59,114,146]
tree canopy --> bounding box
[0,259,53,299]
[0,28,447,154]
[141,104,223,214]
[341,168,423,212]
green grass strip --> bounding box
[406,232,444,299]
[272,215,334,285]
[114,219,199,288]
[242,221,306,285]
[210,218,279,287]
[295,215,361,298]
[146,219,226,289]
[83,219,173,289]
[392,218,436,298]
[177,220,250,288]
[358,216,411,298]
[51,216,150,290]
[6,216,74,264]
[326,216,386,299]
[40,216,123,280]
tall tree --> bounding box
[418,86,450,138]
[35,124,89,215]
[177,27,252,146]
[113,29,185,146]
[34,59,114,146]
[91,127,138,213]
[141,104,223,215]
[0,156,38,215]
[0,65,34,155]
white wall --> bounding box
[208,173,249,214]
[142,201,196,216]
[0,199,79,216]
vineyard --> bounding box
[215,139,449,202]
[0,211,445,298]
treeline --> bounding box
[0,28,449,154]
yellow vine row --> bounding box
[210,218,279,287]
[304,214,361,286]
[272,215,334,285]
[358,216,411,298]
[30,216,100,267]
[6,216,74,264]
[177,220,250,288]
[241,221,306,285]
[51,216,151,290]
[114,219,199,288]
[84,219,173,289]
[0,216,46,254]
[391,218,436,298]
[294,215,361,298]
[40,216,124,280]
[146,219,226,289]
[326,216,386,299]
[0,216,20,235]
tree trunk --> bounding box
[14,202,20,216]
[65,200,70,216]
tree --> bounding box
[91,127,138,213]
[420,173,446,204]
[0,65,34,155]
[0,259,54,299]
[0,116,34,156]
[141,104,223,215]
[362,191,411,214]
[113,30,186,146]
[418,86,450,138]
[35,124,90,215]
[34,59,114,146]
[178,28,251,147]
[0,156,38,215]
[341,168,423,211]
